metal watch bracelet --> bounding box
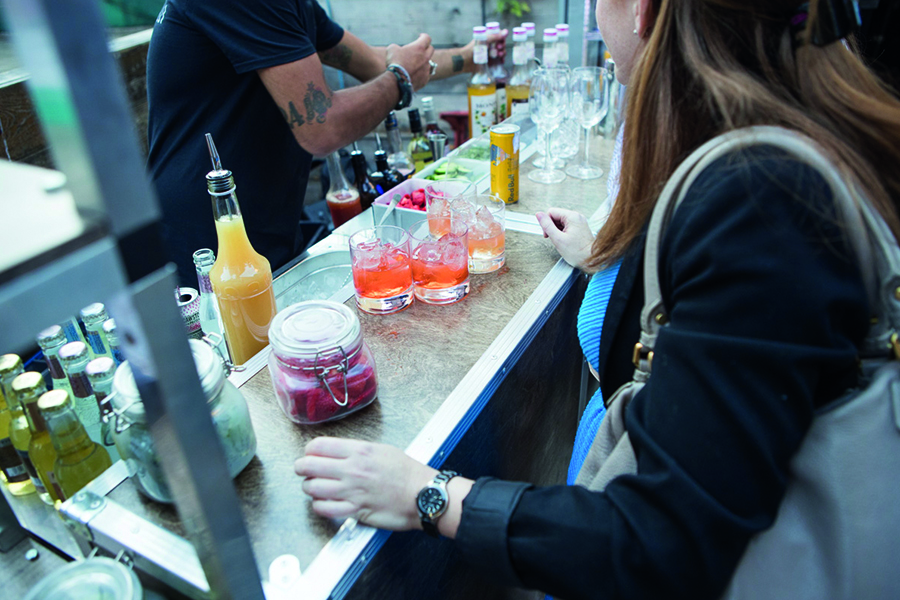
[387,63,412,111]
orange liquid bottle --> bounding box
[205,134,276,365]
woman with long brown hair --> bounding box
[295,1,900,598]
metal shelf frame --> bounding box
[0,0,266,597]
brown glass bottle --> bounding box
[39,390,112,500]
[350,148,379,211]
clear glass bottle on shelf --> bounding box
[79,303,111,360]
[0,355,34,496]
[420,97,447,138]
[102,318,124,366]
[324,151,362,228]
[39,390,111,501]
[507,27,531,118]
[59,317,86,346]
[406,109,434,172]
[522,22,536,69]
[192,249,227,358]
[58,341,104,446]
[205,133,277,366]
[486,21,509,122]
[85,356,120,461]
[468,26,497,139]
[600,60,622,139]
[542,28,559,69]
[555,24,570,67]
[384,112,415,178]
[12,372,61,504]
[3,355,47,500]
[36,325,72,395]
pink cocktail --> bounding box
[408,218,470,305]
[450,194,506,273]
[425,179,474,237]
[349,226,414,314]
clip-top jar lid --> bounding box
[113,339,225,422]
[269,300,361,359]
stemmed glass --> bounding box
[566,67,608,180]
[528,68,569,184]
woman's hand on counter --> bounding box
[296,437,473,537]
[536,208,595,270]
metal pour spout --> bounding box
[205,133,223,172]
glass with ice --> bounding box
[407,218,470,304]
[424,179,475,237]
[450,194,506,273]
[348,226,414,314]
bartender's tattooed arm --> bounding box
[278,83,333,128]
[319,43,353,71]
[452,55,464,73]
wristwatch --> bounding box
[416,470,459,537]
[387,63,413,111]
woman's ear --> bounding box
[634,0,657,37]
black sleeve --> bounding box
[454,149,870,600]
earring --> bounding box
[633,28,638,35]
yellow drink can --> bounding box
[490,124,520,204]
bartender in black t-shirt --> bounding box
[147,0,483,285]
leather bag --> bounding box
[575,126,900,599]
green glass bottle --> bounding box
[39,390,112,500]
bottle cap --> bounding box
[37,325,67,349]
[473,26,488,41]
[522,22,536,34]
[543,28,558,43]
[102,318,117,337]
[0,354,24,379]
[59,341,89,365]
[556,24,570,37]
[37,389,70,414]
[11,372,46,400]
[269,301,362,360]
[420,96,434,109]
[513,27,527,42]
[86,357,116,381]
[80,302,108,325]
[385,111,399,130]
[485,22,501,35]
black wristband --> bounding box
[387,64,413,111]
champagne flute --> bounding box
[566,67,608,180]
[528,68,568,184]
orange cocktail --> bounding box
[425,179,474,237]
[349,226,414,314]
[408,219,470,305]
[450,194,506,273]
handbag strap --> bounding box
[637,125,900,376]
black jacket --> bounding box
[454,146,872,600]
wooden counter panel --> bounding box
[106,229,562,576]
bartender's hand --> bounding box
[296,437,434,531]
[385,34,435,91]
[536,208,596,270]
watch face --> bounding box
[417,487,446,517]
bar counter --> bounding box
[71,131,616,599]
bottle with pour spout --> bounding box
[205,133,277,365]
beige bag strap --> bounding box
[639,126,888,366]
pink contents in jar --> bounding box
[268,301,379,424]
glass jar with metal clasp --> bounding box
[108,337,257,503]
[268,301,379,424]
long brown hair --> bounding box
[588,0,900,270]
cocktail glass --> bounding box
[349,226,414,314]
[408,218,470,305]
[424,179,475,237]
[450,194,506,273]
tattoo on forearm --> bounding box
[319,43,353,71]
[452,55,464,73]
[279,83,333,129]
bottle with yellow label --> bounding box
[0,355,34,496]
[39,390,111,501]
[12,372,61,504]
[2,356,48,500]
[468,26,497,140]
